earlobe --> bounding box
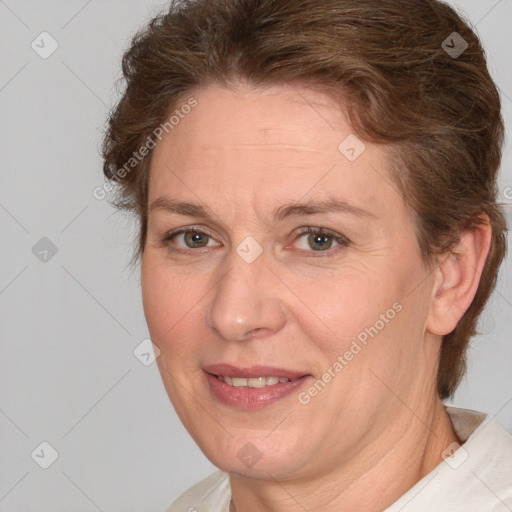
[426,217,492,336]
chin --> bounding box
[198,430,314,480]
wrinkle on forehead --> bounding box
[201,143,325,152]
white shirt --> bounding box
[165,405,512,511]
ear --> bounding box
[426,216,492,336]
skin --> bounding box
[141,80,492,511]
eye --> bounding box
[160,225,349,256]
[162,228,220,251]
[293,226,349,253]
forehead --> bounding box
[164,81,348,152]
[148,82,404,223]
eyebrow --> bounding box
[147,196,377,221]
[273,197,376,221]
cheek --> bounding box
[141,257,200,346]
[317,273,432,408]
[290,256,428,401]
[142,260,207,404]
[287,262,397,356]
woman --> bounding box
[102,0,512,510]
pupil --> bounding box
[309,233,332,251]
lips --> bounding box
[203,363,312,409]
[203,363,309,381]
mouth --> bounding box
[215,375,293,388]
[203,364,312,409]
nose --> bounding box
[206,246,287,342]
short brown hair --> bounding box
[102,0,507,399]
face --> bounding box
[141,81,439,480]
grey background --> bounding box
[0,0,511,510]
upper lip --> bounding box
[203,363,309,380]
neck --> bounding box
[229,397,459,512]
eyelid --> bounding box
[162,225,216,242]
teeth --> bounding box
[217,375,290,387]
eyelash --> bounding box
[161,226,350,257]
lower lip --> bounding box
[205,372,311,410]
